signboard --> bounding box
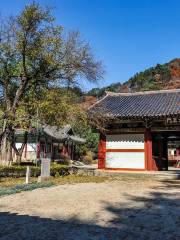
[166,117,180,125]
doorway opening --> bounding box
[152,132,180,171]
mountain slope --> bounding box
[87,58,180,97]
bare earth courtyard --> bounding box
[0,178,179,240]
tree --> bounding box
[38,88,86,126]
[0,2,104,165]
[73,122,99,160]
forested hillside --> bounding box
[87,58,180,97]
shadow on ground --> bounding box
[0,180,179,240]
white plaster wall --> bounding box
[16,143,36,152]
[106,152,145,169]
[15,143,22,149]
[106,134,144,149]
[27,143,36,152]
[14,143,37,161]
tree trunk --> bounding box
[12,131,28,165]
[0,133,13,166]
[0,120,15,166]
[0,128,28,166]
[16,152,22,165]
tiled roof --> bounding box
[69,135,86,144]
[89,89,180,119]
[43,125,71,140]
[15,125,86,143]
[43,125,85,143]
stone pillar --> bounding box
[25,166,31,184]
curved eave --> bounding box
[96,112,180,121]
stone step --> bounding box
[70,166,180,180]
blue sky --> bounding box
[1,0,180,91]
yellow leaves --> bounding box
[37,89,87,127]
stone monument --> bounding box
[38,158,51,182]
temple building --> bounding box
[89,89,180,171]
[14,125,85,163]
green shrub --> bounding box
[0,166,39,178]
[58,155,71,165]
[50,165,69,177]
[55,172,60,178]
[82,151,93,165]
[0,164,69,178]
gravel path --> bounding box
[0,179,179,240]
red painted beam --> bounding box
[105,168,146,171]
[106,149,145,152]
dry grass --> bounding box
[0,173,161,189]
[0,177,37,187]
[0,175,109,189]
[0,175,109,197]
[52,175,109,184]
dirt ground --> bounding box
[0,178,179,240]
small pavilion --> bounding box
[14,125,85,162]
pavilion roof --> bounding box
[15,125,86,144]
[43,125,85,143]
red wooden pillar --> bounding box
[36,142,40,158]
[98,132,106,169]
[145,129,158,171]
[62,144,68,156]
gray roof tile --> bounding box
[89,89,180,118]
